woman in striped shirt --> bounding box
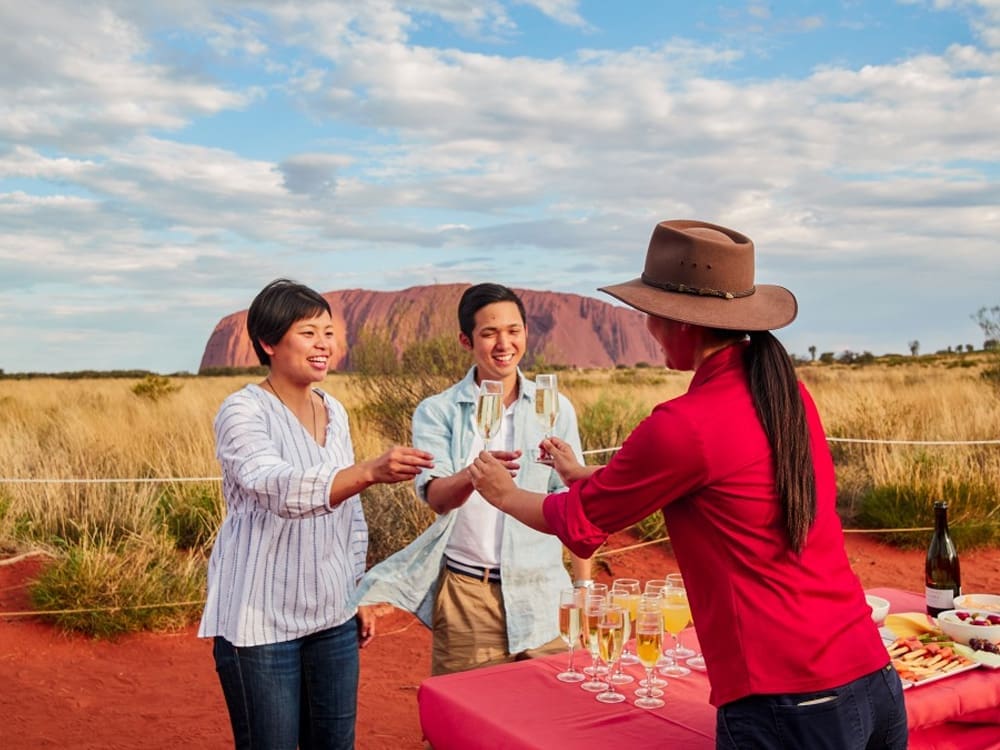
[199,279,434,750]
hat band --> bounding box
[640,272,755,301]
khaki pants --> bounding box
[430,568,565,676]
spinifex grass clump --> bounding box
[154,482,224,550]
[856,481,1000,551]
[131,374,182,401]
[574,392,650,465]
[361,482,436,567]
[30,532,205,638]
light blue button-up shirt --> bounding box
[354,367,583,653]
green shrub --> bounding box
[855,481,1000,550]
[361,482,436,567]
[352,331,466,444]
[577,392,666,537]
[577,392,648,464]
[155,483,223,549]
[30,532,205,638]
[131,374,182,401]
[633,511,666,541]
[609,369,666,386]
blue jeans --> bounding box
[213,618,360,750]
[716,664,908,750]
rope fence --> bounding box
[0,434,994,621]
[1,435,997,484]
[583,436,1000,456]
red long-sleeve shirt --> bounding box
[544,343,888,707]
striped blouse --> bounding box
[198,384,368,647]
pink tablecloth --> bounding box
[417,587,1000,750]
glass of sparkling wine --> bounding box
[611,579,640,676]
[666,573,697,660]
[580,595,609,692]
[557,588,585,683]
[595,606,627,704]
[659,585,692,677]
[582,583,609,675]
[643,580,671,669]
[533,374,559,463]
[475,379,504,449]
[636,595,668,689]
[634,607,666,709]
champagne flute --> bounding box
[636,595,668,689]
[533,373,559,464]
[475,379,504,449]
[686,651,707,671]
[595,606,627,704]
[580,595,609,692]
[611,579,640,672]
[556,588,586,682]
[659,585,692,677]
[666,573,697,660]
[582,583,609,675]
[644,579,667,598]
[588,582,609,600]
[634,607,666,709]
[643,580,671,669]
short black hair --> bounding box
[458,284,528,339]
[246,279,332,366]
[457,283,526,339]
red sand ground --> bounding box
[2,532,999,750]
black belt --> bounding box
[445,558,501,583]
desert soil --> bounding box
[2,531,999,750]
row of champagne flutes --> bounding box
[475,374,559,462]
[557,576,700,709]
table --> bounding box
[417,588,1000,749]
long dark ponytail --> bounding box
[745,330,816,553]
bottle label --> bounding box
[925,587,956,610]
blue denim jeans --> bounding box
[213,618,360,750]
[716,664,908,750]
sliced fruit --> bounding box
[953,642,1000,668]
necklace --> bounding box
[265,377,319,441]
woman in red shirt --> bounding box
[469,220,907,750]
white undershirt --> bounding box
[444,402,516,568]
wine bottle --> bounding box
[925,500,961,617]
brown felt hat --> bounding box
[598,219,797,331]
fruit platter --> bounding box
[884,634,978,686]
[882,609,1000,684]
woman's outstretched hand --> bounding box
[468,450,517,508]
[367,446,434,484]
[541,436,587,484]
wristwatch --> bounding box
[573,579,594,589]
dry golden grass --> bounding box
[1,354,998,634]
[798,361,1000,546]
[1,361,998,550]
[560,356,1000,546]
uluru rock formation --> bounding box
[199,283,662,372]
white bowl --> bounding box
[953,593,1000,613]
[936,609,1000,646]
[865,594,890,624]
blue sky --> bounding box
[2,0,998,373]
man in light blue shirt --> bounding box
[355,283,590,674]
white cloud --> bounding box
[0,0,997,371]
[0,4,253,149]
